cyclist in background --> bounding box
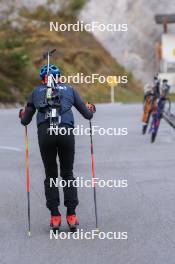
[149,79,171,142]
[156,79,171,119]
[142,75,160,134]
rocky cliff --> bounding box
[80,0,175,82]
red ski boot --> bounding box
[66,215,79,232]
[50,215,61,231]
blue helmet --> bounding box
[40,64,61,80]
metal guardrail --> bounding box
[163,111,175,129]
[155,14,175,24]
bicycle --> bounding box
[149,97,171,143]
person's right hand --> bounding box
[86,102,96,113]
[19,108,25,119]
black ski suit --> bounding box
[21,83,93,216]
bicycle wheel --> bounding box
[142,124,147,135]
[151,124,159,143]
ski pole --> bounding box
[25,126,31,237]
[89,120,99,231]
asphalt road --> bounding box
[0,104,175,264]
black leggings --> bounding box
[38,122,78,215]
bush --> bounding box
[20,6,53,21]
[10,52,28,72]
[59,0,88,17]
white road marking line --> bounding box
[0,146,22,152]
